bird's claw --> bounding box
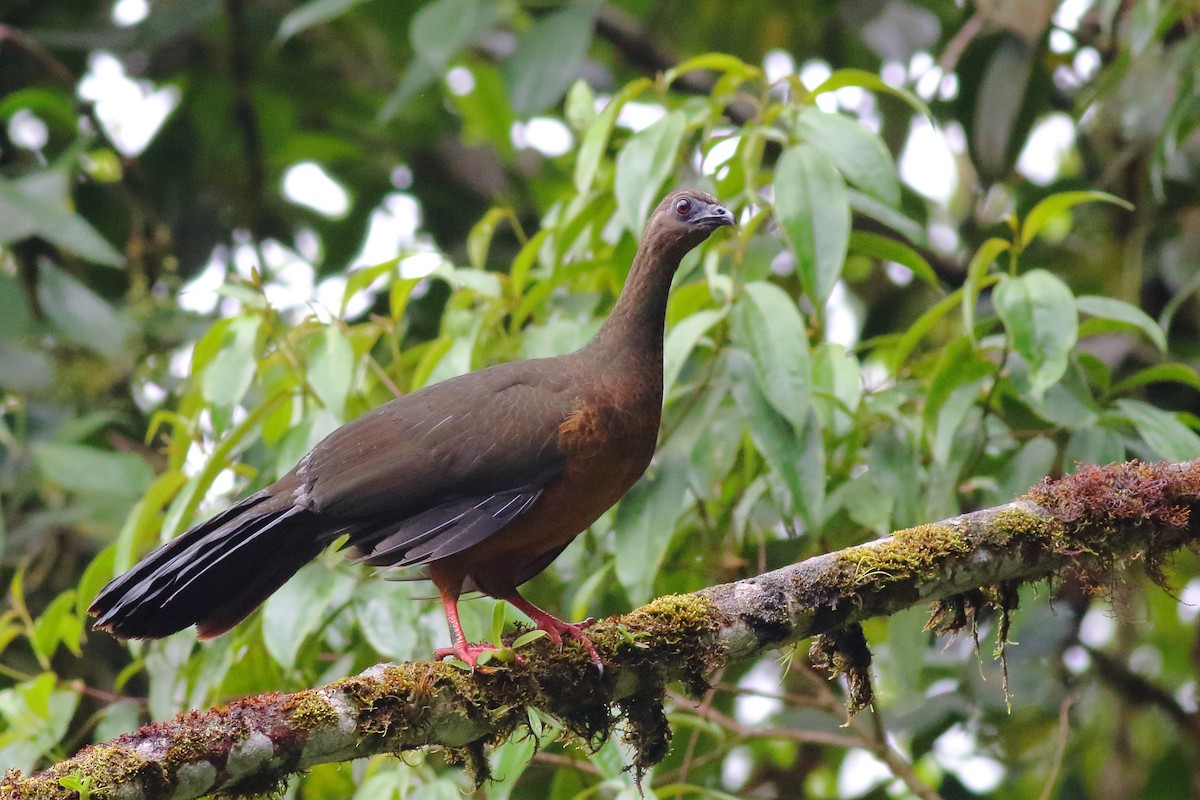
[538,618,604,674]
[433,641,524,669]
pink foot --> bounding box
[535,616,603,671]
[433,641,515,668]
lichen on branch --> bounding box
[4,459,1197,800]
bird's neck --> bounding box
[589,237,680,367]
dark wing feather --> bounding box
[294,359,578,521]
[90,494,326,639]
[92,355,584,638]
[350,471,556,569]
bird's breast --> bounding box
[444,391,660,588]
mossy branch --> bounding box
[4,459,1198,800]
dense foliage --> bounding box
[1,1,1199,797]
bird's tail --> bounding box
[89,491,327,640]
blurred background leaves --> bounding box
[1,0,1200,797]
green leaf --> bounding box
[0,343,54,394]
[389,277,422,323]
[848,231,940,289]
[354,580,417,661]
[773,144,850,308]
[490,599,506,646]
[796,413,828,528]
[840,475,893,535]
[505,2,596,115]
[972,36,1036,180]
[573,77,652,194]
[732,282,811,429]
[1075,295,1167,351]
[0,88,76,129]
[613,448,690,603]
[1110,363,1200,397]
[454,62,515,151]
[33,591,81,663]
[1113,399,1200,462]
[564,78,596,133]
[411,0,489,66]
[511,629,547,648]
[160,390,290,538]
[307,326,355,420]
[614,110,687,233]
[349,770,404,800]
[262,561,353,671]
[488,734,539,800]
[277,0,372,40]
[379,0,501,119]
[794,108,900,207]
[922,335,993,446]
[0,273,37,338]
[0,673,79,774]
[33,442,154,498]
[379,59,440,122]
[932,378,984,465]
[847,189,927,246]
[662,53,761,88]
[570,562,613,621]
[663,308,725,398]
[1064,427,1125,467]
[93,699,141,745]
[114,470,188,574]
[887,286,963,373]
[36,261,133,359]
[468,207,510,269]
[962,237,1011,337]
[433,263,503,298]
[341,258,399,316]
[996,436,1058,500]
[810,68,933,120]
[811,343,863,436]
[76,546,115,620]
[993,270,1078,399]
[201,315,262,409]
[0,173,124,267]
[1021,191,1133,247]
[728,353,806,519]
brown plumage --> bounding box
[89,190,734,666]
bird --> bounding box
[89,190,734,667]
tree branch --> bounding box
[4,459,1198,800]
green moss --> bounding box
[282,690,341,732]
[837,523,970,588]
[596,593,724,697]
[993,506,1058,546]
[810,623,874,716]
[6,743,163,800]
[82,746,159,788]
[2,595,728,797]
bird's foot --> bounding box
[535,616,603,671]
[433,641,517,668]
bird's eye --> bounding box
[674,198,693,217]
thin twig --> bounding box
[1037,696,1076,800]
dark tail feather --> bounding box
[89,492,327,640]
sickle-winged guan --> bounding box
[90,190,734,666]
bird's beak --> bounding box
[696,204,735,229]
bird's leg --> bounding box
[430,572,501,667]
[502,591,602,669]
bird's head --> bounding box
[644,190,735,256]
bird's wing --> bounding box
[346,476,551,569]
[289,358,579,561]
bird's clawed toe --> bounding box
[540,618,604,671]
[434,641,513,668]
